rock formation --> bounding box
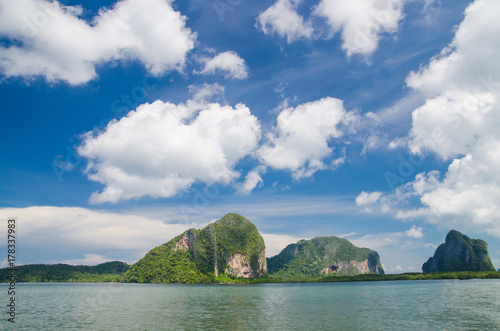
[422,230,495,273]
[125,213,267,283]
[267,236,384,277]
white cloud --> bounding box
[0,0,195,84]
[197,51,248,80]
[55,254,114,266]
[396,144,500,237]
[406,0,500,95]
[314,0,406,57]
[257,0,406,57]
[262,233,303,257]
[331,153,346,169]
[389,265,403,272]
[388,137,407,149]
[258,97,349,179]
[237,166,266,195]
[78,88,261,203]
[406,225,423,239]
[256,0,314,42]
[356,191,382,206]
[356,190,389,213]
[408,90,495,160]
[0,206,196,264]
[379,0,500,239]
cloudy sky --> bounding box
[0,0,499,273]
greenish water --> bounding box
[1,280,499,330]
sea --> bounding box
[1,279,499,330]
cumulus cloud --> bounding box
[256,0,314,42]
[257,0,406,57]
[356,190,388,213]
[0,206,195,264]
[406,225,423,239]
[396,144,500,238]
[408,90,495,160]
[197,51,248,80]
[0,0,195,84]
[406,0,500,95]
[369,0,500,239]
[258,97,349,179]
[314,0,406,57]
[356,191,382,206]
[78,87,261,204]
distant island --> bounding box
[423,230,496,273]
[267,236,384,278]
[1,214,499,284]
[0,261,129,282]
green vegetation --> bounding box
[212,213,266,275]
[124,237,212,283]
[0,261,129,282]
[3,264,499,284]
[124,213,267,283]
[319,271,500,282]
[423,230,496,273]
[185,271,500,284]
[267,236,384,278]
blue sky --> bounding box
[0,0,499,273]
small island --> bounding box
[422,230,496,273]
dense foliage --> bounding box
[3,265,499,284]
[0,261,129,282]
[423,230,496,272]
[267,236,384,278]
[219,271,500,284]
[212,213,265,275]
[125,213,266,283]
[124,236,212,283]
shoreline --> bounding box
[2,270,499,284]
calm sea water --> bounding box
[1,280,499,330]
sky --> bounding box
[0,0,499,274]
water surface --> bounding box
[2,280,499,330]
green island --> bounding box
[1,214,499,284]
[0,261,129,283]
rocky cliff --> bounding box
[422,230,495,273]
[267,236,384,277]
[125,213,267,283]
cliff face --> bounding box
[422,230,495,273]
[321,259,382,275]
[125,213,267,283]
[267,236,384,277]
